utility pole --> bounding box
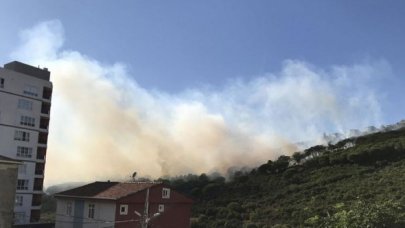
[135,187,161,228]
[141,188,150,228]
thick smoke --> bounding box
[10,20,388,186]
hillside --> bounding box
[164,127,405,227]
[42,126,405,227]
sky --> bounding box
[1,1,405,186]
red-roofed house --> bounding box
[54,182,193,228]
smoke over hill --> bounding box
[10,20,389,186]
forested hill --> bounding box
[164,127,405,227]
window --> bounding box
[158,204,165,212]
[162,188,170,199]
[20,116,35,127]
[17,179,29,190]
[18,99,33,110]
[18,164,27,174]
[15,195,23,206]
[0,78,4,88]
[88,204,95,218]
[17,147,33,158]
[120,204,128,215]
[14,131,30,141]
[14,212,25,224]
[23,85,38,97]
[66,202,73,216]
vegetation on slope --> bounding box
[163,127,405,227]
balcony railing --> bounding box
[35,169,44,175]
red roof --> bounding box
[55,181,159,200]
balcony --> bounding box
[33,178,44,192]
[41,102,51,115]
[36,147,46,161]
[42,87,52,100]
[35,163,45,176]
[32,194,42,207]
[38,132,48,145]
[39,117,49,131]
[30,209,41,223]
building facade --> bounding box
[0,61,52,224]
[0,155,21,228]
[55,182,193,228]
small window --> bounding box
[0,78,4,88]
[158,204,164,212]
[16,147,33,158]
[17,179,29,190]
[23,85,38,97]
[120,204,128,215]
[18,99,33,110]
[14,131,30,142]
[20,116,35,127]
[66,202,73,216]
[88,204,95,218]
[15,195,23,206]
[14,212,25,223]
[162,188,170,199]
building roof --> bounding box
[3,61,50,81]
[55,181,159,200]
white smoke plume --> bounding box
[10,20,389,186]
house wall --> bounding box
[55,198,116,228]
[0,161,19,228]
[115,185,193,228]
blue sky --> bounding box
[1,1,404,91]
[1,1,405,183]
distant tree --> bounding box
[198,173,208,181]
[273,155,290,173]
[202,183,223,199]
[292,152,304,164]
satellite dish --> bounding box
[132,171,137,181]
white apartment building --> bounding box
[0,61,52,225]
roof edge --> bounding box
[54,195,116,201]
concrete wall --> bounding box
[0,161,19,228]
[0,92,43,126]
[0,68,52,95]
[0,126,39,172]
[56,198,116,228]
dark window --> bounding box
[17,146,33,158]
[88,204,95,218]
[23,85,38,97]
[14,131,30,142]
[17,179,29,190]
[20,116,35,127]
